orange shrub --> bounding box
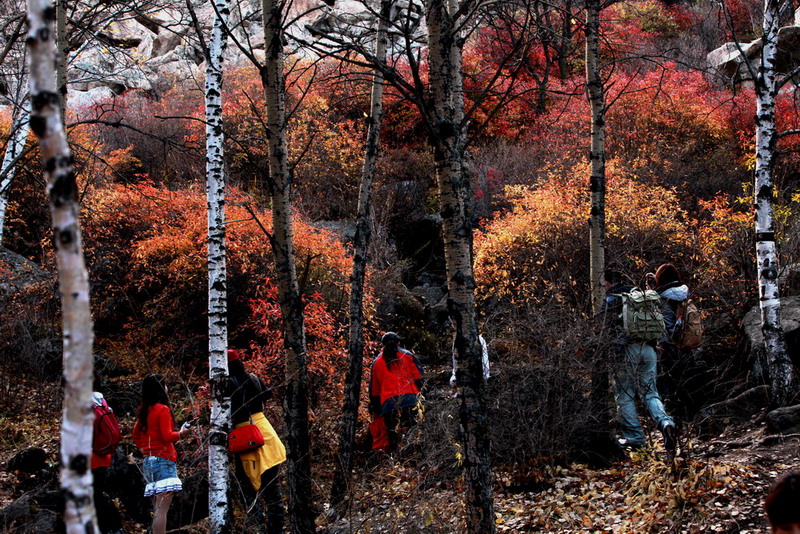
[474,163,695,314]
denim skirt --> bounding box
[142,456,182,497]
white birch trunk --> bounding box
[205,0,231,529]
[0,98,31,243]
[261,0,315,531]
[586,0,606,315]
[755,0,798,407]
[26,1,96,532]
[330,0,390,512]
[427,1,495,531]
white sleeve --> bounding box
[481,336,490,380]
[450,337,458,386]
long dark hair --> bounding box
[381,332,401,369]
[137,375,171,432]
[655,263,681,288]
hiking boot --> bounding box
[661,423,677,452]
[618,438,646,451]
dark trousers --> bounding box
[234,460,284,534]
[382,394,420,450]
[92,467,122,534]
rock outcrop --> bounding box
[707,14,800,82]
[743,295,800,381]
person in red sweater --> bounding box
[132,375,190,534]
[369,332,425,450]
[92,383,122,534]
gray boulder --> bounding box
[766,404,800,434]
[706,42,754,81]
[708,25,800,82]
[694,385,770,436]
[0,247,52,304]
[743,295,800,381]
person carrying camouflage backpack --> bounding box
[602,269,677,452]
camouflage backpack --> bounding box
[619,288,665,342]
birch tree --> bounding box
[263,1,315,530]
[26,0,97,532]
[204,0,232,529]
[300,1,542,528]
[753,0,798,407]
[426,0,495,529]
[0,98,30,244]
[329,0,391,514]
[586,0,606,315]
[0,9,31,244]
[55,0,67,114]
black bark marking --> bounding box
[49,167,77,205]
[32,91,60,111]
[757,184,774,199]
[211,279,226,291]
[209,431,228,446]
[30,116,47,137]
[761,265,778,280]
[69,454,88,475]
[436,119,456,139]
[756,232,776,241]
[58,227,74,245]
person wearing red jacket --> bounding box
[92,383,122,534]
[369,332,425,450]
[132,375,190,534]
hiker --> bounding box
[228,349,286,534]
[450,334,490,388]
[765,472,800,533]
[92,380,123,534]
[602,269,677,451]
[653,263,689,405]
[132,375,191,534]
[369,332,425,450]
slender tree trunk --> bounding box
[755,0,798,408]
[205,0,232,530]
[261,1,315,531]
[586,0,606,315]
[0,98,30,243]
[427,1,495,531]
[26,1,96,532]
[55,0,67,114]
[329,0,391,515]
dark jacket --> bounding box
[230,372,271,425]
[601,283,632,353]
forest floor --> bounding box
[1,377,797,533]
[331,422,796,533]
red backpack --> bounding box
[93,399,122,456]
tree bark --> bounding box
[205,0,232,530]
[585,0,606,315]
[261,1,315,531]
[427,1,495,531]
[26,1,97,532]
[55,0,67,114]
[0,98,30,243]
[329,0,391,516]
[755,0,798,408]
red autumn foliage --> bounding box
[80,181,354,374]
